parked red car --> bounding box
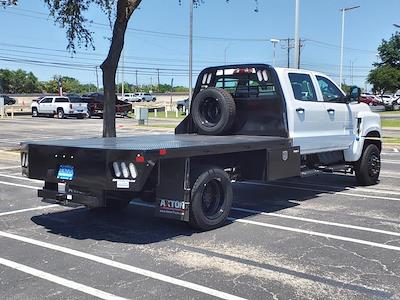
[81,93,132,118]
[359,95,381,106]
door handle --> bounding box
[296,108,305,113]
[327,108,335,113]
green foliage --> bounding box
[42,75,97,94]
[368,32,400,93]
[368,65,400,94]
[0,69,41,93]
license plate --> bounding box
[57,165,74,181]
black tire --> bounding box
[189,167,233,231]
[354,144,381,186]
[191,87,236,135]
[32,108,38,117]
[57,108,65,119]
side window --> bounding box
[41,98,53,103]
[55,98,69,103]
[316,76,344,102]
[288,73,317,101]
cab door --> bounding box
[287,71,330,154]
[37,97,53,114]
[314,75,354,150]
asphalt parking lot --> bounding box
[0,116,400,299]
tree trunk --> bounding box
[100,0,142,138]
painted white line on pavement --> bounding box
[382,159,400,165]
[0,180,39,190]
[131,201,400,239]
[231,207,400,237]
[0,231,247,300]
[0,205,59,217]
[0,173,42,183]
[0,166,20,170]
[246,182,400,202]
[0,257,128,300]
[228,217,400,252]
[278,180,400,196]
[394,148,399,153]
[130,201,400,252]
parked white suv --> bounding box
[133,92,156,102]
[31,96,88,119]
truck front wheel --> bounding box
[189,167,233,230]
[354,144,381,186]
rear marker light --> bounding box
[159,149,167,156]
[113,162,121,178]
[135,155,145,163]
[129,163,137,179]
[120,162,129,178]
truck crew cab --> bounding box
[21,64,381,231]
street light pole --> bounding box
[394,24,400,28]
[188,0,194,109]
[339,6,360,87]
[294,0,300,69]
[270,39,280,66]
[121,47,125,99]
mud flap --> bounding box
[155,157,191,222]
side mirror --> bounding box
[347,86,361,103]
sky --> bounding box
[0,0,399,91]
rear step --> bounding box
[301,164,353,177]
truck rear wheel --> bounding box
[189,167,233,230]
[57,108,65,119]
[192,87,236,135]
[354,144,381,186]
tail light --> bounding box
[112,162,121,178]
[112,162,137,179]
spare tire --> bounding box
[192,87,236,135]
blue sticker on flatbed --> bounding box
[57,165,74,180]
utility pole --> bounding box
[157,69,160,92]
[95,66,99,92]
[339,6,360,87]
[189,0,194,108]
[294,0,301,69]
[298,39,305,69]
[135,70,138,88]
[281,38,294,68]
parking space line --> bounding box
[228,217,400,252]
[0,257,128,300]
[0,205,59,217]
[278,180,400,196]
[0,180,39,190]
[0,231,247,300]
[231,207,400,237]
[381,159,400,165]
[246,182,400,202]
[130,201,400,252]
[0,173,42,182]
[0,166,20,170]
